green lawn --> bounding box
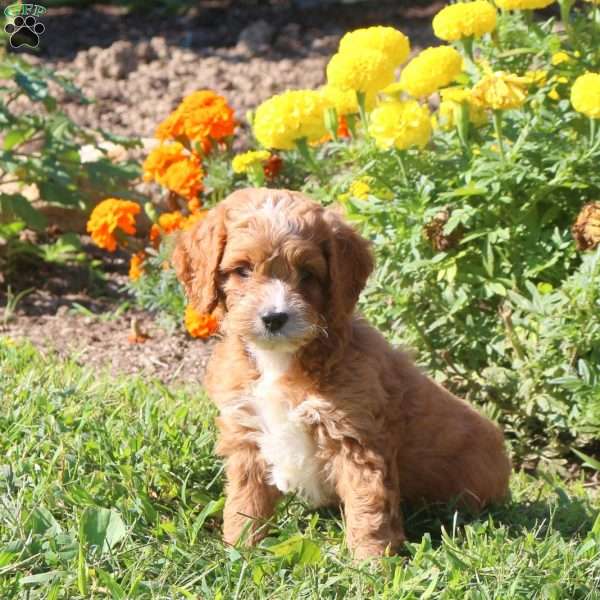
[0,337,599,599]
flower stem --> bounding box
[492,110,506,163]
[356,91,369,131]
[591,118,598,149]
[396,151,408,186]
[455,102,471,156]
[346,113,358,138]
[461,36,475,63]
[295,137,323,178]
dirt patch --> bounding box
[1,240,214,385]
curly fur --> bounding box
[173,188,511,558]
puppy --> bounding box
[173,188,510,559]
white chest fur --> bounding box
[249,348,333,507]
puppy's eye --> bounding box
[298,268,314,282]
[233,264,251,278]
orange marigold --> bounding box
[184,305,218,338]
[156,90,236,149]
[129,251,145,281]
[86,198,140,252]
[149,224,161,247]
[143,142,203,201]
[183,210,208,229]
[188,198,202,213]
[158,210,186,233]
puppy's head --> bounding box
[173,188,373,354]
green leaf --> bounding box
[190,497,225,544]
[572,449,600,472]
[3,127,34,150]
[80,507,127,557]
[14,70,48,102]
[0,194,47,230]
[96,568,126,599]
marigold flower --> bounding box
[150,224,161,247]
[263,154,283,179]
[253,90,329,150]
[439,86,488,128]
[551,51,570,66]
[338,26,410,66]
[571,73,600,119]
[156,90,236,146]
[321,85,376,116]
[471,71,529,110]
[349,177,372,200]
[188,198,202,213]
[369,100,432,150]
[524,70,548,86]
[399,46,463,98]
[183,210,208,229]
[86,198,141,252]
[232,150,272,174]
[327,48,396,95]
[433,1,497,42]
[129,251,145,281]
[184,305,218,338]
[158,210,186,233]
[572,202,600,251]
[495,0,555,8]
[143,142,203,200]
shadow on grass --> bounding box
[403,478,598,546]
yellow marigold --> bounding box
[433,1,497,42]
[551,51,570,66]
[368,100,432,150]
[471,71,529,110]
[129,251,145,281]
[232,150,272,174]
[143,142,203,200]
[571,73,600,119]
[326,48,396,95]
[183,210,208,229]
[495,0,554,8]
[338,26,410,66]
[572,202,600,251]
[158,211,186,233]
[253,90,329,150]
[399,46,463,97]
[349,177,372,200]
[156,90,236,144]
[524,70,548,86]
[184,305,218,338]
[439,86,488,128]
[86,198,140,252]
[321,85,376,115]
[187,198,202,213]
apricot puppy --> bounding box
[173,188,510,559]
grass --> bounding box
[0,337,599,599]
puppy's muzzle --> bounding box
[261,311,289,333]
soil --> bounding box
[2,1,440,382]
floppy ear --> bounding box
[172,204,227,314]
[324,208,374,321]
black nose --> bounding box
[261,311,288,333]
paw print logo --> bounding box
[4,15,45,49]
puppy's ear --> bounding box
[172,205,227,314]
[324,208,374,319]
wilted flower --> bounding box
[433,1,497,42]
[184,305,218,338]
[570,73,600,119]
[232,150,272,174]
[399,46,463,97]
[369,100,432,150]
[572,202,600,251]
[86,198,141,252]
[263,154,283,179]
[495,0,555,8]
[439,86,488,128]
[338,26,410,66]
[253,90,329,150]
[143,142,203,201]
[327,48,396,95]
[423,208,463,251]
[471,71,529,110]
